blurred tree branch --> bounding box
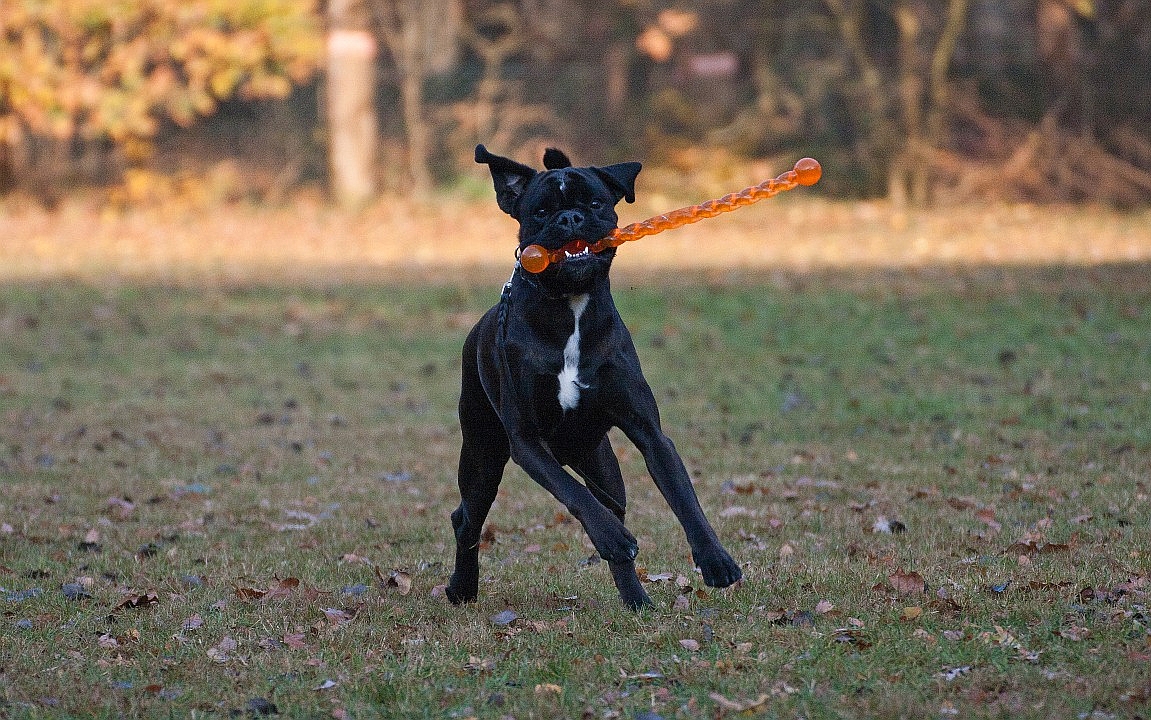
[375,0,461,197]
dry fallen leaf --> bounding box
[236,586,267,601]
[265,577,301,600]
[114,591,160,611]
[283,632,308,650]
[207,636,237,663]
[888,569,927,596]
[375,566,412,595]
[679,638,700,651]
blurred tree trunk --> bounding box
[826,0,969,208]
[892,0,970,207]
[1037,0,1098,136]
[327,0,378,207]
[377,0,460,198]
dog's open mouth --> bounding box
[563,241,594,260]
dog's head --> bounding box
[476,144,641,291]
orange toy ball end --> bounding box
[519,245,550,273]
[793,157,822,186]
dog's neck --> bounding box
[509,263,610,303]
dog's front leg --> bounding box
[618,409,743,589]
[508,437,640,566]
[572,438,652,609]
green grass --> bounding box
[1,266,1149,718]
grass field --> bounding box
[1,198,1150,718]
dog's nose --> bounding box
[555,210,585,229]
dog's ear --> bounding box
[475,144,537,216]
[592,162,642,204]
[542,148,571,170]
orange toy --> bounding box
[519,157,821,273]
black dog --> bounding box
[446,145,742,609]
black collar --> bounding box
[508,263,575,301]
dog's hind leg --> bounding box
[446,422,508,604]
[447,346,510,605]
[572,437,652,609]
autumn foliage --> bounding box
[0,0,321,148]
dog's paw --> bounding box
[608,561,653,611]
[621,587,654,611]
[695,548,743,589]
[591,526,640,565]
[445,572,478,605]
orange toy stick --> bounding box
[519,157,821,273]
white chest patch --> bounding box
[557,293,589,411]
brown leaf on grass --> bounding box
[282,632,308,650]
[265,577,300,600]
[480,524,497,549]
[975,507,1001,532]
[888,569,927,596]
[679,638,700,651]
[234,577,305,602]
[234,585,267,600]
[321,607,354,626]
[207,636,237,663]
[947,497,978,510]
[374,566,412,595]
[114,591,160,611]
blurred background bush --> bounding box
[1,0,1148,209]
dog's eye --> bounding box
[534,208,549,219]
[589,200,603,210]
